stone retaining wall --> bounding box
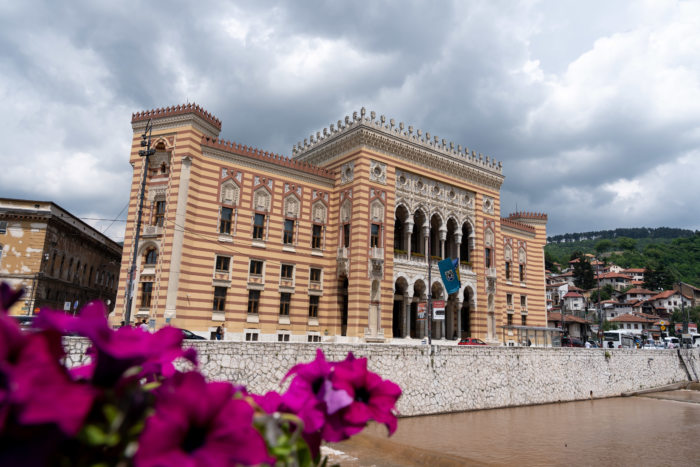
[63,339,700,417]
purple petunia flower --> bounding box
[0,285,95,437]
[35,302,197,386]
[135,371,272,467]
[328,353,402,440]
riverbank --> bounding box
[63,339,700,416]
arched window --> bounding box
[145,248,158,265]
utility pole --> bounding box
[124,119,155,326]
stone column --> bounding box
[439,228,447,259]
[405,220,414,256]
[455,232,463,264]
[164,155,192,320]
[404,294,411,338]
[456,301,463,339]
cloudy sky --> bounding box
[1,0,699,240]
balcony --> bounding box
[370,247,384,259]
[487,267,497,278]
[142,224,163,237]
[337,247,349,278]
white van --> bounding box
[603,331,635,349]
[693,335,700,348]
[664,336,680,348]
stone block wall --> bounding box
[63,339,700,417]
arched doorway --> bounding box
[412,279,426,338]
[460,287,472,338]
[339,277,348,336]
[393,277,408,338]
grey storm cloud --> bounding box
[1,0,699,240]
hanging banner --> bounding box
[417,302,427,320]
[433,300,445,320]
[438,258,461,295]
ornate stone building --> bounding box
[115,104,548,343]
[0,198,122,316]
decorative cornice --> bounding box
[132,103,221,130]
[201,138,335,188]
[507,211,548,226]
[500,218,536,237]
[292,107,505,190]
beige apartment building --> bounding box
[114,104,548,343]
[0,199,121,316]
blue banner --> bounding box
[438,258,461,295]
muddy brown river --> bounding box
[326,390,700,466]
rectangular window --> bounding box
[281,264,294,279]
[485,248,492,268]
[307,335,321,343]
[245,332,259,342]
[247,290,260,314]
[521,315,527,326]
[309,295,319,317]
[520,295,527,308]
[140,282,153,307]
[505,261,511,280]
[507,314,513,326]
[215,255,230,272]
[277,333,290,342]
[312,224,323,249]
[370,223,380,248]
[519,264,525,282]
[283,219,294,244]
[213,286,227,311]
[154,201,166,227]
[310,268,322,282]
[249,260,263,276]
[506,293,513,307]
[219,207,233,234]
[343,224,350,248]
[279,293,291,316]
[253,213,265,239]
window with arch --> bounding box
[144,248,158,265]
[153,200,166,227]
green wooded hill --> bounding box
[544,228,700,287]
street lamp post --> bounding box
[124,119,155,326]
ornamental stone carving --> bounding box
[284,195,300,218]
[370,199,384,222]
[340,199,352,223]
[369,160,386,184]
[253,188,271,212]
[482,196,494,215]
[340,161,354,184]
[485,229,494,248]
[312,200,327,223]
[519,247,526,264]
[148,185,167,202]
[504,244,512,262]
[220,181,240,205]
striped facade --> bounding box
[114,104,548,343]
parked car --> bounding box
[11,315,36,331]
[561,337,585,347]
[642,339,658,349]
[178,328,206,340]
[458,338,487,346]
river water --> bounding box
[326,390,700,466]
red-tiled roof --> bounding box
[623,288,655,295]
[624,268,646,273]
[609,313,650,323]
[596,272,631,280]
[500,217,536,233]
[564,291,584,298]
[650,290,678,301]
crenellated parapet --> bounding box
[507,211,548,221]
[292,107,503,175]
[201,136,335,180]
[132,103,222,130]
[500,217,536,234]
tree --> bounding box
[617,237,637,250]
[590,284,615,302]
[602,320,618,331]
[545,250,559,273]
[571,251,595,290]
[643,264,676,290]
[595,239,614,255]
